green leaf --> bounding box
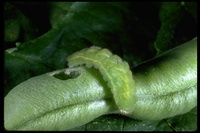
[48,2,74,27]
[4,2,38,43]
[166,107,197,131]
[154,2,183,54]
[4,51,53,96]
[84,114,125,131]
[182,2,197,21]
[156,107,197,131]
[84,114,160,131]
[4,19,20,42]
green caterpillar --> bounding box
[67,46,136,114]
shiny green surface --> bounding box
[4,38,197,130]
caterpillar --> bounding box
[67,46,136,114]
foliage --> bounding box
[4,2,197,131]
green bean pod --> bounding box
[4,38,197,130]
[129,37,197,120]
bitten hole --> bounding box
[52,68,82,80]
